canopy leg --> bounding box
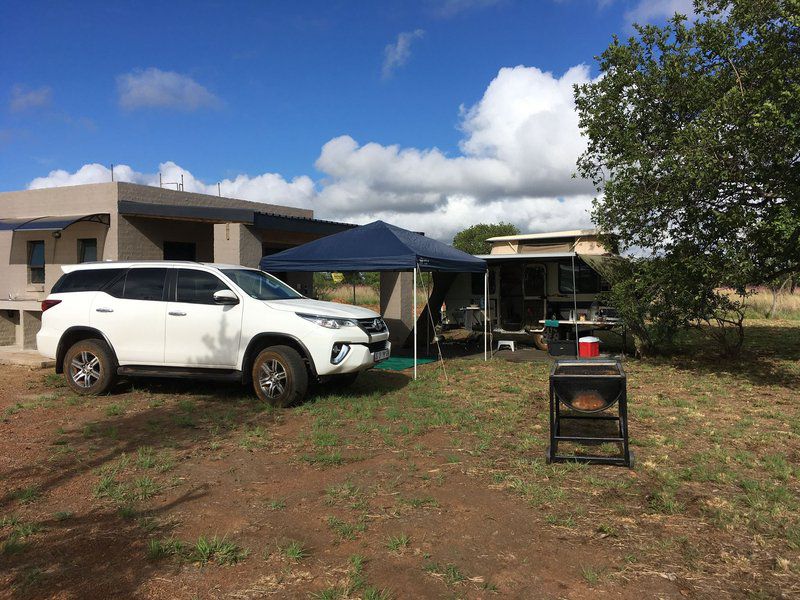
[572,254,579,356]
[413,266,418,380]
[484,269,488,361]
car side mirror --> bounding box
[213,289,239,305]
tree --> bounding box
[575,0,800,354]
[452,222,520,255]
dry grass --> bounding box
[316,284,380,307]
[744,287,800,320]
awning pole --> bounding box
[572,254,579,356]
[484,269,488,361]
[413,266,418,380]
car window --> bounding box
[221,268,303,300]
[52,268,126,293]
[109,268,167,301]
[176,269,231,304]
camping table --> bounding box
[538,319,626,354]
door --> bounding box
[90,268,168,365]
[164,268,243,367]
[499,262,524,330]
[523,264,547,329]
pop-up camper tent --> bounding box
[259,220,488,378]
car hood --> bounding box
[262,298,379,319]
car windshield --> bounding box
[222,269,303,300]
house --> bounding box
[441,229,617,349]
[0,182,353,350]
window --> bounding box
[558,260,602,294]
[27,241,45,284]
[52,269,125,293]
[222,269,303,300]
[163,241,196,261]
[176,269,231,304]
[105,268,167,301]
[78,238,98,263]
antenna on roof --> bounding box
[217,182,221,196]
[110,164,114,182]
[158,172,182,191]
[181,174,184,191]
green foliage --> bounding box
[452,222,520,255]
[575,0,799,354]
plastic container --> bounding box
[578,336,600,358]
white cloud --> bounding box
[116,68,221,111]
[433,0,504,18]
[28,63,597,242]
[382,30,425,80]
[27,161,315,210]
[9,84,52,112]
[624,0,696,25]
[314,64,597,240]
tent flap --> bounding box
[259,220,487,273]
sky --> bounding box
[0,0,694,241]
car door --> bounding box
[90,267,168,365]
[163,268,243,368]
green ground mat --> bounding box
[374,356,436,371]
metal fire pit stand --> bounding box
[547,361,633,468]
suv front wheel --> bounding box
[251,345,308,407]
[63,339,117,395]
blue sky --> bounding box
[1,0,693,240]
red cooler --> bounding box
[578,336,600,358]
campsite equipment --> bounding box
[578,336,600,358]
[259,220,489,379]
[547,358,633,467]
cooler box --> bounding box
[578,336,600,358]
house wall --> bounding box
[117,216,214,262]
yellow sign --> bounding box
[331,272,344,284]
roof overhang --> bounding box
[119,200,254,224]
[475,252,577,261]
[254,213,356,235]
[0,213,110,232]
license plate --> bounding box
[373,349,390,362]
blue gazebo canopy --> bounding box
[259,220,486,273]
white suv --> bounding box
[37,262,391,406]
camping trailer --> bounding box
[440,229,618,350]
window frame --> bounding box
[27,240,46,285]
[77,238,98,263]
[104,268,168,302]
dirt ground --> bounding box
[1,320,799,599]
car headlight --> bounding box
[297,313,357,329]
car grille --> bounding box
[357,317,387,334]
[367,340,388,353]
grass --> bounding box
[741,287,800,320]
[147,535,248,565]
[280,540,309,562]
[327,516,366,541]
[386,533,410,552]
[12,486,41,504]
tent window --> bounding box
[558,260,602,294]
[28,240,45,284]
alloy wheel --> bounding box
[70,351,101,389]
[258,358,287,399]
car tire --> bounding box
[63,339,117,395]
[252,345,308,407]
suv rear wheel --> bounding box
[63,339,117,395]
[252,345,308,407]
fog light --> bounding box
[331,343,350,365]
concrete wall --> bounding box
[117,216,214,262]
[22,311,40,349]
[0,311,18,346]
[380,272,415,346]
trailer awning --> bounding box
[1,214,110,232]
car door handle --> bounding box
[95,307,114,313]
[168,311,186,317]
